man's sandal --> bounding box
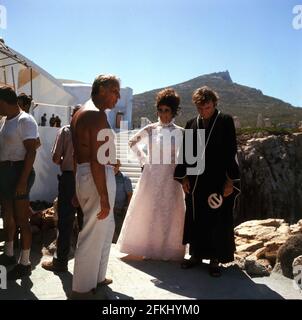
[98,278,113,286]
[209,264,221,277]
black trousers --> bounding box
[56,171,83,264]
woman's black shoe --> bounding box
[180,257,199,269]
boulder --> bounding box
[263,239,288,265]
[246,247,267,260]
[292,255,302,290]
[234,219,284,229]
[235,225,277,242]
[277,234,302,278]
[293,255,302,269]
[257,259,272,272]
[264,250,277,265]
[235,236,249,246]
[235,251,251,259]
[289,223,302,235]
[236,240,263,253]
[244,258,270,277]
[277,224,290,234]
[233,254,245,269]
[272,262,282,274]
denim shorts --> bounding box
[0,161,35,200]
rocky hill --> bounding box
[132,71,302,128]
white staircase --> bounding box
[116,130,142,190]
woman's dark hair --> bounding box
[0,86,18,105]
[192,86,219,107]
[155,88,180,117]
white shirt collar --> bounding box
[158,117,175,128]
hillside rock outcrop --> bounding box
[235,133,302,225]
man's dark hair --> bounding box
[192,86,219,107]
[91,74,120,97]
[0,86,18,105]
[17,93,32,107]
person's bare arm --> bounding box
[89,112,110,219]
[52,153,61,165]
[36,137,41,149]
[181,176,190,194]
[223,174,234,197]
[16,139,37,197]
[51,128,65,165]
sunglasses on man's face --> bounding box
[157,108,171,113]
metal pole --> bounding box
[0,62,21,68]
[30,67,33,98]
[3,67,7,84]
[11,67,16,91]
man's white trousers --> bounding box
[72,163,116,293]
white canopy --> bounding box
[0,39,76,106]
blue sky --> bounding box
[0,0,301,106]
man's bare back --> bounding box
[71,104,109,165]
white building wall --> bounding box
[33,104,71,127]
[30,127,60,202]
[112,87,133,130]
[63,83,133,130]
[62,83,92,105]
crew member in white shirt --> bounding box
[0,86,39,280]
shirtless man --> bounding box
[70,75,120,299]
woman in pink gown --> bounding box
[117,88,186,261]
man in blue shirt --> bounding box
[113,159,133,243]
